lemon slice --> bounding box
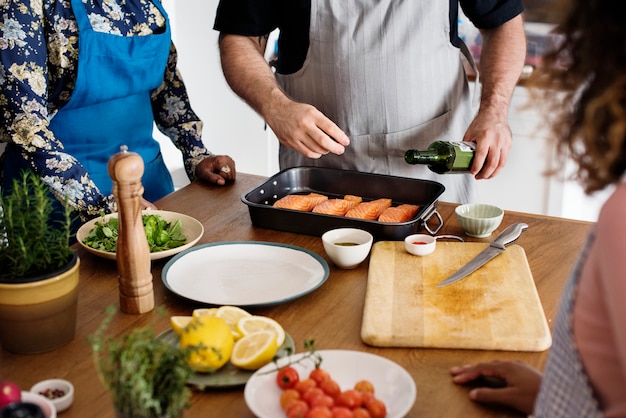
[215,305,252,340]
[179,316,234,372]
[236,315,286,347]
[192,308,218,318]
[170,316,193,335]
[230,330,278,370]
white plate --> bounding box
[157,329,296,388]
[161,242,329,307]
[244,350,416,418]
[76,210,203,261]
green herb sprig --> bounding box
[89,306,194,418]
[0,170,74,280]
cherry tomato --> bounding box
[307,406,333,418]
[286,400,309,418]
[364,397,387,418]
[309,393,335,409]
[277,366,300,390]
[280,388,301,411]
[294,378,317,395]
[302,387,324,404]
[331,406,355,418]
[336,389,363,409]
[319,378,341,399]
[309,367,331,384]
[354,380,375,394]
[352,408,372,418]
[360,391,375,405]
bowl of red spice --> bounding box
[404,234,436,256]
[30,379,73,413]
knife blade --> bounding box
[436,222,528,287]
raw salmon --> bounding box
[344,195,363,205]
[378,204,420,223]
[273,193,329,211]
[312,199,353,216]
[345,198,392,220]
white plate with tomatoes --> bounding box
[244,349,416,418]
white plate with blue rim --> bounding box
[161,241,330,308]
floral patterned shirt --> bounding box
[0,0,212,220]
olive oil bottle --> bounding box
[404,141,475,174]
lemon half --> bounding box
[170,316,193,335]
[230,330,278,370]
[236,315,285,347]
[215,305,252,340]
[192,308,218,318]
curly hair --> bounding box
[529,0,626,194]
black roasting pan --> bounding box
[241,167,445,241]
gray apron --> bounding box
[276,0,476,203]
[533,231,602,417]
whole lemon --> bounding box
[179,316,234,372]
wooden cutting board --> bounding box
[361,241,552,351]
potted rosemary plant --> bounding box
[90,307,194,418]
[0,170,80,354]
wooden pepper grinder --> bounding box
[108,145,154,314]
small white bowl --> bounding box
[455,204,504,238]
[20,391,56,418]
[322,228,374,269]
[30,379,73,414]
[404,234,436,256]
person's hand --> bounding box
[140,197,157,210]
[195,155,236,185]
[265,98,350,158]
[463,108,513,179]
[451,360,542,414]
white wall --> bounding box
[157,0,278,190]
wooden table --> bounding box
[0,173,592,418]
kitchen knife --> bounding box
[436,222,529,287]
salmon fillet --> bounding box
[273,193,329,211]
[378,204,420,223]
[345,198,393,220]
[344,195,363,205]
[312,199,353,216]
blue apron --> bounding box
[3,0,174,202]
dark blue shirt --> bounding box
[214,0,524,74]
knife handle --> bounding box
[491,223,528,250]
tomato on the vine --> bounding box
[280,389,301,410]
[309,367,331,384]
[354,379,375,394]
[319,378,341,399]
[277,366,300,390]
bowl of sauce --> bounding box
[321,228,373,269]
[404,234,436,256]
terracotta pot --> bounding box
[0,254,79,354]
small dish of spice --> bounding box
[30,379,73,413]
[404,234,436,256]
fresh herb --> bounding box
[0,170,74,280]
[82,214,187,253]
[89,306,194,418]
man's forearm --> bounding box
[477,15,526,116]
[218,34,288,120]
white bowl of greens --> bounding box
[77,210,204,260]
